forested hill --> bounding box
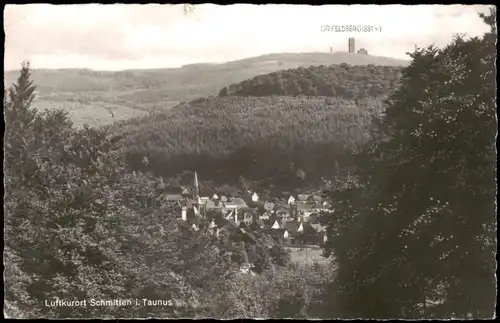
[219,64,403,99]
[113,96,384,192]
[110,62,405,191]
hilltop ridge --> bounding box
[4,52,408,128]
[219,63,403,98]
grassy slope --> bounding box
[4,52,408,128]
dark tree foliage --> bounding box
[2,62,267,318]
[7,61,37,106]
[322,8,496,319]
[219,64,403,99]
[4,62,332,319]
[114,96,384,191]
[4,87,218,317]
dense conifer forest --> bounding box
[114,95,385,191]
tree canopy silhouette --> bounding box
[322,7,497,319]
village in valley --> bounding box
[4,3,495,319]
[164,172,333,265]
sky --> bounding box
[4,4,493,71]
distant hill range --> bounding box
[4,52,409,128]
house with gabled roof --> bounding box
[278,216,326,246]
[224,197,247,209]
[213,217,258,244]
[282,219,299,232]
[271,219,281,229]
[181,187,192,196]
[282,220,305,244]
[174,171,210,219]
[301,222,324,245]
[203,199,221,210]
[202,196,247,216]
[297,221,304,233]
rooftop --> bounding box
[224,198,248,208]
[310,223,326,233]
[297,203,314,211]
[282,220,300,233]
[165,194,183,201]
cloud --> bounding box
[4,4,492,71]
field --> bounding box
[287,246,330,264]
[4,52,408,128]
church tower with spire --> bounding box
[193,171,205,217]
[193,171,200,202]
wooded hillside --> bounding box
[219,64,403,99]
[115,96,385,191]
